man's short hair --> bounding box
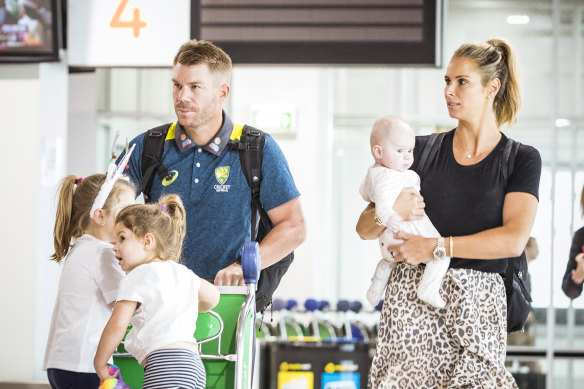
[173,39,232,81]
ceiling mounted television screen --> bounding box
[0,0,61,63]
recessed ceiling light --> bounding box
[506,15,530,24]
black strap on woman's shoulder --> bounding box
[501,137,523,292]
[416,131,447,175]
[501,137,520,184]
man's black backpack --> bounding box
[139,123,293,312]
[416,131,532,333]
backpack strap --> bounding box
[501,137,522,293]
[416,131,447,175]
[228,125,294,312]
[501,137,520,183]
[140,123,174,203]
[505,253,516,292]
[228,125,270,241]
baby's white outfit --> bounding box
[360,165,450,308]
[117,261,201,365]
[43,235,124,372]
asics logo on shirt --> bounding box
[162,170,179,186]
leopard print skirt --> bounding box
[368,263,518,389]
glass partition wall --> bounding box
[332,1,584,387]
[91,0,584,387]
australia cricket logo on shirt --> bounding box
[214,166,231,192]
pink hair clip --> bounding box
[76,177,83,184]
[160,205,168,212]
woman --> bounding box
[562,186,584,300]
[357,38,541,388]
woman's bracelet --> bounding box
[449,236,454,258]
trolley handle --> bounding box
[241,241,260,285]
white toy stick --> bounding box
[89,143,136,218]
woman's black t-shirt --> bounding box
[411,129,542,274]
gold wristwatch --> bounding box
[433,237,447,260]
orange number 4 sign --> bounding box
[110,0,147,38]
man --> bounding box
[123,39,306,287]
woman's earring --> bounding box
[487,95,492,99]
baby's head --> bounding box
[370,116,415,172]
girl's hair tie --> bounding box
[160,205,168,212]
[75,177,83,184]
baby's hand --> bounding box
[385,213,402,233]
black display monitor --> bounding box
[0,0,62,63]
[191,0,443,66]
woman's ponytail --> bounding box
[453,37,521,128]
[487,38,521,128]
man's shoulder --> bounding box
[262,131,275,145]
[129,131,147,149]
[259,133,296,172]
[261,133,286,156]
[129,122,177,155]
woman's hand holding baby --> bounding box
[387,231,434,265]
[393,188,425,221]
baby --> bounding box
[359,116,449,308]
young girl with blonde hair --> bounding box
[43,174,136,388]
[94,194,220,389]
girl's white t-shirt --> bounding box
[117,261,201,364]
[43,235,125,372]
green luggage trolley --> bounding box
[114,242,261,389]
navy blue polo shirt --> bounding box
[123,112,300,279]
